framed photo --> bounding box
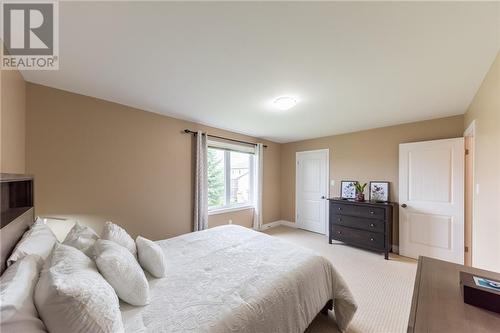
[369,181,390,202]
[340,180,357,199]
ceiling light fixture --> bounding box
[273,96,297,110]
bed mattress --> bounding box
[121,225,356,333]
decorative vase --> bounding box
[355,193,365,202]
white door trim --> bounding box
[295,149,330,235]
[464,120,476,137]
[464,120,476,266]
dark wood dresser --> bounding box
[408,256,500,332]
[328,198,393,259]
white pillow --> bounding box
[136,236,167,278]
[94,240,150,306]
[34,244,123,333]
[63,222,99,257]
[0,254,47,333]
[101,221,137,257]
[7,218,58,267]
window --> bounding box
[208,145,254,212]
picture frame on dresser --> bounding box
[340,180,357,199]
[369,181,390,202]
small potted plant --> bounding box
[355,182,367,202]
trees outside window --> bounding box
[207,147,253,211]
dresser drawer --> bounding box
[331,225,385,250]
[331,203,385,219]
[331,214,385,233]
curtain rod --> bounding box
[183,129,267,148]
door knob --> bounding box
[401,204,407,208]
[321,196,326,199]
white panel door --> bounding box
[399,138,464,264]
[296,150,329,234]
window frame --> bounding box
[207,146,255,215]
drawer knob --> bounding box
[370,238,374,241]
[338,218,342,222]
[338,207,342,211]
[337,231,342,234]
[370,211,375,214]
[370,223,375,227]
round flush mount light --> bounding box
[273,96,298,110]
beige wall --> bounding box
[280,115,465,246]
[0,69,26,173]
[208,208,254,228]
[464,51,500,272]
[26,83,281,240]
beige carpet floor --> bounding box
[264,226,417,333]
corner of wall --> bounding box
[462,51,500,272]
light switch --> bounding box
[330,180,335,187]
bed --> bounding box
[121,225,357,332]
[1,175,356,333]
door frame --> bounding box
[295,149,330,235]
[464,120,476,266]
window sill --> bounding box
[208,205,254,216]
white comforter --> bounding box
[121,225,357,333]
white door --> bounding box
[296,149,329,234]
[399,138,464,264]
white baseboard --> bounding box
[279,220,297,228]
[260,221,282,230]
[260,220,296,230]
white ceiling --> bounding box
[22,1,500,143]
